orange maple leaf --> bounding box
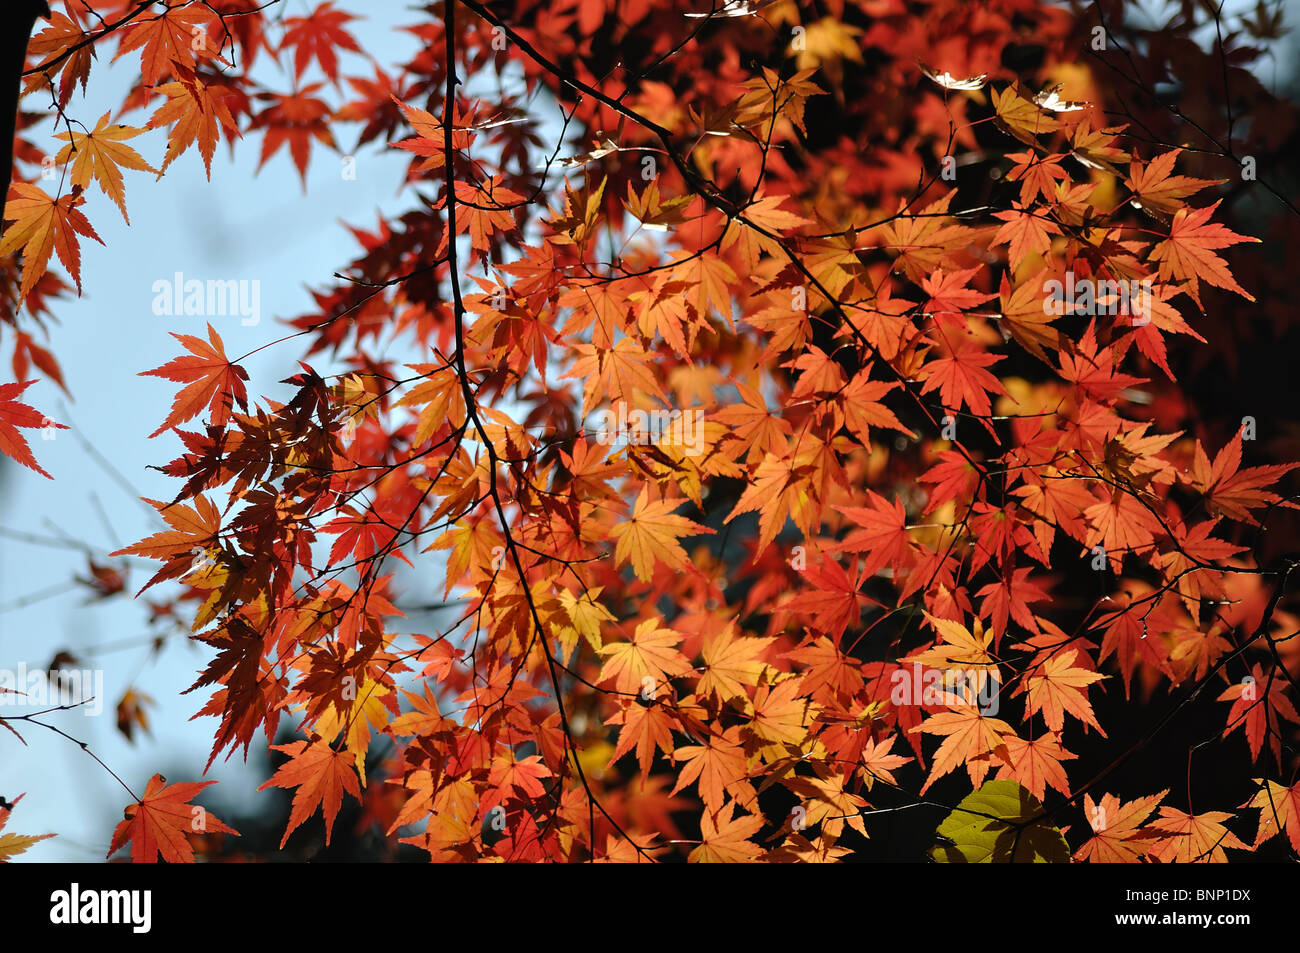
[259,739,362,848]
[688,800,765,862]
[597,617,693,695]
[0,183,103,299]
[1073,790,1167,862]
[108,774,236,863]
[1020,649,1106,734]
[607,700,680,777]
[148,74,244,178]
[672,728,751,812]
[611,488,713,581]
[1147,806,1250,863]
[54,111,159,223]
[914,703,1015,793]
[1191,432,1299,525]
[1244,778,1300,853]
[1217,662,1300,763]
[1126,149,1221,217]
[919,336,1005,418]
[140,323,249,437]
[113,4,218,86]
[1149,200,1259,305]
[993,732,1076,800]
[0,794,55,862]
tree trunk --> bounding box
[1,1,50,241]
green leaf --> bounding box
[931,779,1070,863]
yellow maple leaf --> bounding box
[611,487,714,581]
[54,111,159,222]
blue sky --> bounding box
[0,4,425,861]
[2,0,1298,863]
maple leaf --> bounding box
[1084,487,1161,558]
[0,794,54,862]
[688,800,765,862]
[0,380,65,479]
[997,271,1062,363]
[672,728,751,812]
[564,342,668,414]
[443,178,526,255]
[915,704,1015,793]
[1126,149,1221,218]
[789,556,873,641]
[626,178,694,232]
[484,755,551,813]
[740,192,814,234]
[280,2,362,85]
[912,612,996,671]
[148,74,244,178]
[1191,432,1298,525]
[108,774,236,863]
[695,624,772,704]
[140,324,249,437]
[838,372,912,446]
[784,634,866,700]
[397,362,466,446]
[110,493,223,592]
[1217,662,1300,763]
[1004,151,1067,205]
[832,491,912,580]
[11,330,67,395]
[976,568,1048,639]
[920,449,979,513]
[250,86,337,186]
[53,112,159,223]
[597,617,693,696]
[23,11,93,107]
[919,336,1005,418]
[919,62,988,91]
[1073,790,1167,862]
[726,450,818,555]
[0,183,103,299]
[259,739,362,848]
[1150,200,1260,305]
[931,778,1070,862]
[1020,649,1106,734]
[606,700,680,777]
[712,380,793,464]
[992,83,1061,145]
[553,587,615,656]
[992,204,1061,263]
[747,676,817,752]
[1244,778,1300,853]
[113,4,217,86]
[1158,519,1246,615]
[610,488,714,581]
[993,732,1076,801]
[387,684,451,739]
[783,772,868,838]
[1147,807,1250,863]
[858,733,910,789]
[1069,121,1130,175]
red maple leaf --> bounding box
[108,774,236,863]
[140,323,249,437]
